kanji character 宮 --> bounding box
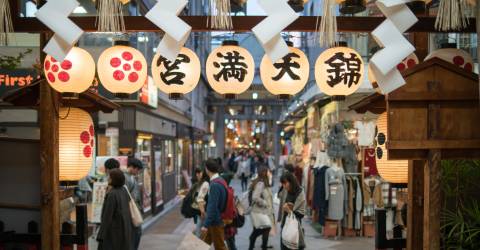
[213,51,248,82]
[272,53,301,81]
[156,54,190,85]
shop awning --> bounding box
[348,93,386,114]
[2,79,120,113]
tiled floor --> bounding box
[140,178,375,250]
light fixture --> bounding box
[44,47,95,98]
[206,40,255,99]
[252,92,259,99]
[315,42,364,97]
[97,41,148,98]
[152,47,201,99]
[425,43,473,72]
[260,41,309,99]
[59,108,95,181]
[375,112,408,184]
[280,131,285,136]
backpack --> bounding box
[212,178,236,225]
[180,183,201,218]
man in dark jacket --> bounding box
[124,158,144,250]
[201,159,227,250]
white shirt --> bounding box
[355,121,376,146]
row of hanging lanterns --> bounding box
[43,40,473,100]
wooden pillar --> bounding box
[407,160,424,250]
[423,150,441,250]
[39,32,60,249]
[412,33,429,61]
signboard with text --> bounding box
[0,69,40,98]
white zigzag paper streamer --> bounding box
[370,0,418,94]
[35,0,83,61]
[146,0,192,62]
[252,0,299,63]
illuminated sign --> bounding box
[0,69,40,97]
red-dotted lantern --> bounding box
[368,53,419,89]
[59,108,95,181]
[425,45,474,72]
[44,47,95,95]
[97,42,148,97]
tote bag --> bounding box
[250,212,272,229]
[124,185,144,227]
[282,213,299,249]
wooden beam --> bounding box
[407,160,424,250]
[12,16,477,33]
[423,149,442,250]
[39,32,60,250]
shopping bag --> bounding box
[281,213,299,249]
[124,186,143,227]
[250,212,272,229]
[177,232,210,250]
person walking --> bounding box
[249,165,275,250]
[237,154,251,192]
[124,158,144,250]
[201,159,228,250]
[278,172,306,250]
[97,169,133,250]
[192,168,210,237]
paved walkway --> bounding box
[140,177,374,250]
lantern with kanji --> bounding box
[44,47,95,96]
[375,112,408,184]
[59,108,95,181]
[260,42,309,99]
[425,44,473,72]
[152,47,201,99]
[206,40,255,98]
[315,45,364,97]
[97,42,148,97]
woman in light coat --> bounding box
[249,165,275,250]
[278,172,306,250]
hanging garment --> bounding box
[304,165,315,208]
[326,123,349,159]
[362,178,384,217]
[313,165,329,226]
[354,177,363,230]
[325,167,347,220]
[364,148,378,177]
[354,120,376,147]
[382,183,398,208]
[342,144,359,173]
[345,176,355,229]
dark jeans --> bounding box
[133,226,142,250]
[249,227,270,250]
[226,235,237,250]
[241,174,248,191]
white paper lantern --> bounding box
[152,47,200,99]
[59,108,95,181]
[260,44,309,98]
[97,44,148,96]
[315,46,364,96]
[206,41,255,98]
[425,47,474,72]
[375,112,408,184]
[44,47,95,94]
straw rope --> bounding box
[208,0,233,30]
[435,0,470,31]
[96,0,126,33]
[0,0,13,46]
[317,0,337,48]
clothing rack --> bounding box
[345,173,362,176]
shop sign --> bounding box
[0,69,39,97]
[139,76,158,108]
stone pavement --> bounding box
[140,177,374,250]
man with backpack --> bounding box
[201,159,235,250]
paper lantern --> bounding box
[337,0,366,14]
[206,40,254,98]
[44,47,95,95]
[59,108,95,181]
[97,43,148,97]
[152,47,200,99]
[315,46,364,96]
[425,47,474,72]
[368,53,419,89]
[375,112,408,184]
[260,43,309,99]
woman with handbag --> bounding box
[278,172,306,250]
[97,169,133,250]
[249,165,275,250]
